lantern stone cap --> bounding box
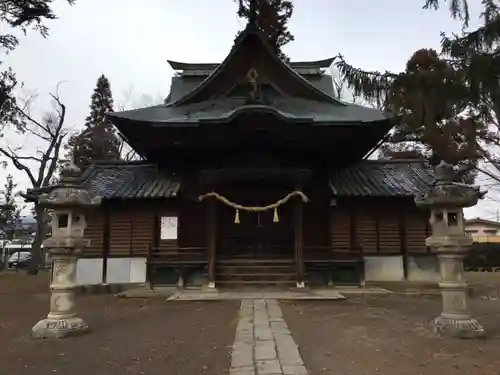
[43,236,90,251]
[415,161,486,209]
[37,160,101,209]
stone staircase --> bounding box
[215,258,297,288]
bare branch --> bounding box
[0,146,37,185]
[1,84,68,190]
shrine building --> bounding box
[28,23,439,288]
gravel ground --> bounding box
[0,273,239,375]
[281,294,500,375]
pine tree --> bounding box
[235,0,294,61]
[334,0,500,182]
[65,74,121,167]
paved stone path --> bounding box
[230,299,308,375]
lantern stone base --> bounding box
[432,315,485,339]
[32,317,89,339]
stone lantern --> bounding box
[415,160,485,338]
[32,161,101,339]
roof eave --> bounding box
[167,57,336,72]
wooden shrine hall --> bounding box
[27,22,438,288]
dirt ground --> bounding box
[3,271,500,375]
[282,282,500,375]
[0,272,239,375]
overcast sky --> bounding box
[0,0,497,218]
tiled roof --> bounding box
[329,159,433,197]
[24,160,432,202]
[79,162,180,200]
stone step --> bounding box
[216,273,296,282]
[217,280,297,288]
[218,258,295,265]
[217,265,296,274]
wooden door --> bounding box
[216,184,294,260]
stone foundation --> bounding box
[432,316,485,339]
[32,317,89,339]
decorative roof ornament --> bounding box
[415,160,486,209]
[246,67,264,104]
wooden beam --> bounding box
[152,214,160,249]
[349,205,357,250]
[400,207,408,279]
[146,213,161,287]
[207,199,217,285]
[102,207,110,284]
[294,196,305,285]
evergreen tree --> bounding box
[65,74,121,167]
[0,174,21,241]
[335,1,500,182]
[235,0,294,61]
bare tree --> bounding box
[0,85,68,273]
[116,85,164,161]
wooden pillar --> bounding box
[349,206,357,249]
[375,209,380,252]
[146,213,160,288]
[101,206,110,284]
[207,198,217,288]
[399,207,408,279]
[294,196,305,288]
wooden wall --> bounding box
[82,196,431,259]
[330,198,431,254]
[82,200,181,258]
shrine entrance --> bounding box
[199,170,309,287]
[216,200,295,261]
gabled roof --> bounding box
[165,73,335,104]
[170,25,340,106]
[329,159,433,197]
[108,23,391,139]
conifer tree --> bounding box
[235,0,294,61]
[335,0,500,182]
[0,174,21,241]
[65,74,121,167]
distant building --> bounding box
[465,218,500,243]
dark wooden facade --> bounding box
[80,182,432,286]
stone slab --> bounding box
[256,359,282,374]
[229,299,309,375]
[166,290,346,301]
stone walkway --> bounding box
[230,299,308,375]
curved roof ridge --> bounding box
[168,28,342,107]
[167,57,336,71]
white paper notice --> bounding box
[160,216,178,240]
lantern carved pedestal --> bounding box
[415,161,485,339]
[32,162,100,339]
